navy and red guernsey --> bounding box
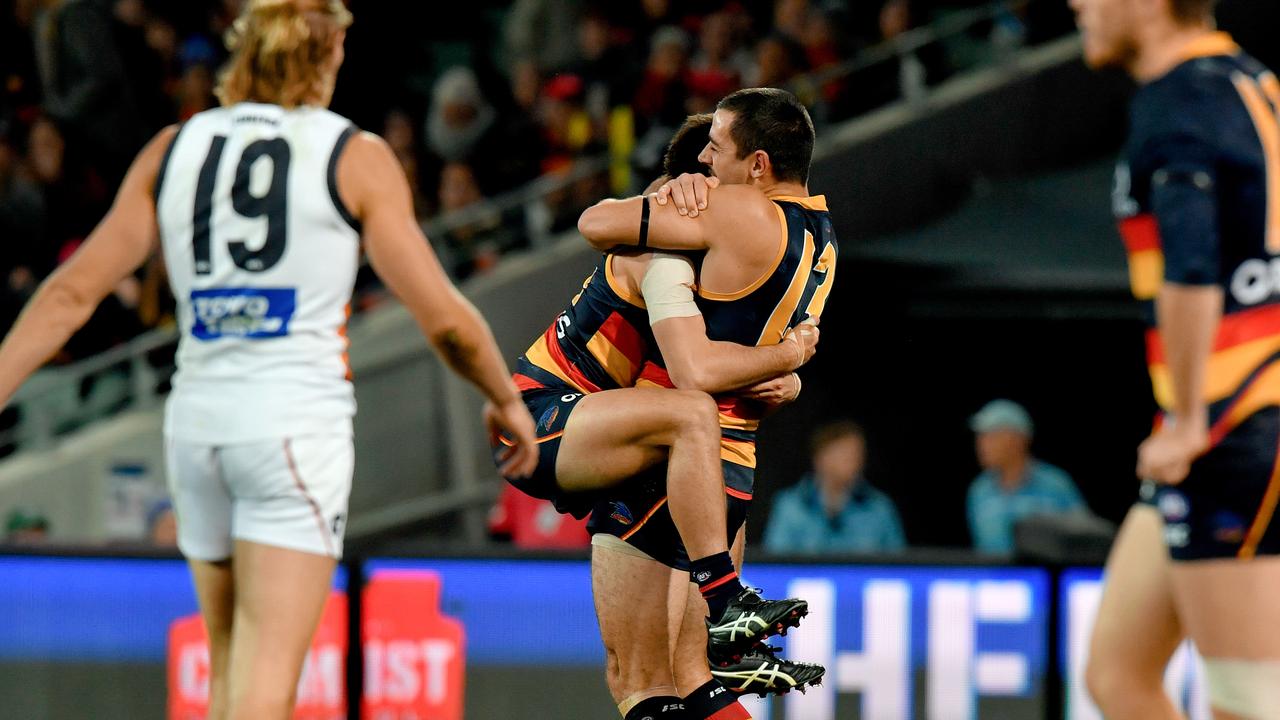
[1116,32,1280,446]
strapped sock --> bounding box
[624,696,687,719]
[683,679,751,720]
[691,551,744,619]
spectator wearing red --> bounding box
[686,11,749,112]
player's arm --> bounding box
[1136,130,1221,484]
[643,254,815,394]
[577,181,777,253]
[0,125,176,405]
[340,131,537,477]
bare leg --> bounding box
[1171,556,1280,720]
[189,558,235,720]
[593,543,678,707]
[226,540,336,720]
[558,388,728,562]
[1085,505,1184,720]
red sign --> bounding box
[167,591,348,720]
[362,571,466,720]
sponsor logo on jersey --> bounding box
[190,287,296,340]
[609,502,633,525]
[1229,258,1280,306]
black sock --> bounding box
[682,679,750,719]
[624,696,687,719]
[690,551,743,619]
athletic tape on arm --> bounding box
[642,253,701,325]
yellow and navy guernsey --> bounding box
[1118,33,1280,449]
[635,194,838,499]
[514,255,655,400]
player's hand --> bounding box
[781,317,820,370]
[655,172,719,218]
[1136,419,1209,485]
[484,398,538,479]
[741,373,802,406]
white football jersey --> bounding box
[156,102,361,443]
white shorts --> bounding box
[165,434,353,561]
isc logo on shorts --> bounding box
[191,287,296,340]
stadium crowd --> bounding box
[0,0,1076,356]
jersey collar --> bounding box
[1177,31,1239,63]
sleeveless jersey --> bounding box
[1115,33,1280,444]
[156,102,362,443]
[515,254,654,393]
[638,194,839,468]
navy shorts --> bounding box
[1141,407,1280,561]
[588,460,755,571]
[494,385,595,519]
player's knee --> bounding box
[1084,653,1156,714]
[604,646,624,697]
[672,391,719,435]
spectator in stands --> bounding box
[426,67,496,167]
[383,109,429,221]
[686,11,749,113]
[504,0,583,75]
[749,31,806,89]
[427,66,541,195]
[0,125,46,333]
[966,399,1085,554]
[437,162,519,279]
[632,25,691,127]
[5,507,49,543]
[764,421,907,554]
[32,0,147,185]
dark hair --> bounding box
[1168,0,1217,23]
[716,87,815,184]
[810,420,865,457]
[663,113,713,178]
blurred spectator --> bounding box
[632,26,691,129]
[569,11,632,120]
[772,0,811,44]
[146,498,177,546]
[33,0,147,185]
[0,125,46,328]
[489,482,588,549]
[426,67,496,165]
[686,11,749,113]
[5,507,49,543]
[748,31,806,89]
[383,109,430,221]
[111,0,175,132]
[427,66,540,195]
[176,63,216,122]
[764,421,907,554]
[966,400,1085,554]
[504,0,583,74]
[437,162,519,279]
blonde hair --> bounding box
[215,0,352,109]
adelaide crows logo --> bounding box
[609,502,633,525]
[538,405,559,434]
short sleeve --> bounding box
[1146,131,1220,285]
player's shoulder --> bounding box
[710,183,776,217]
[1137,53,1248,134]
